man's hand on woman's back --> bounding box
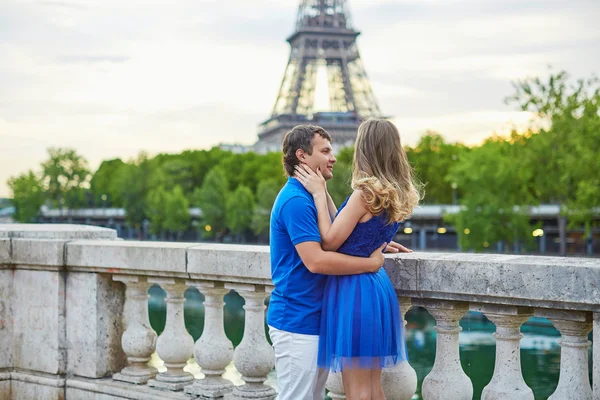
[367,242,388,273]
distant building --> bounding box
[254,0,382,154]
[0,206,15,224]
[218,143,253,154]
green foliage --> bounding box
[327,161,352,205]
[41,148,91,208]
[193,167,230,239]
[335,146,354,164]
[506,70,600,234]
[90,159,126,207]
[252,180,280,235]
[146,186,167,235]
[146,185,190,236]
[164,186,191,233]
[445,133,536,251]
[226,185,255,237]
[406,132,468,204]
[8,171,45,222]
[150,155,195,195]
[113,153,154,227]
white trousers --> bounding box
[268,325,329,400]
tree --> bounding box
[327,161,353,206]
[8,171,45,222]
[193,167,229,240]
[406,133,467,204]
[226,185,255,239]
[113,152,154,227]
[41,148,90,208]
[336,146,354,164]
[146,187,168,236]
[150,155,196,196]
[164,186,191,235]
[506,70,600,250]
[90,159,126,207]
[445,133,536,252]
[252,180,281,236]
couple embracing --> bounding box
[268,119,421,400]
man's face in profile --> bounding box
[301,135,336,180]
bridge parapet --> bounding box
[0,224,597,399]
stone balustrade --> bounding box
[0,224,599,400]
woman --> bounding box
[294,119,422,399]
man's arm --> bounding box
[295,241,386,275]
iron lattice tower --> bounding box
[254,0,382,153]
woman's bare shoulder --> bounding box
[347,189,368,211]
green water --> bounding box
[148,286,591,399]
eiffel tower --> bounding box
[254,0,382,153]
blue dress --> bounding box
[317,198,408,372]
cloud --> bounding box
[57,54,130,64]
[1,0,599,197]
[36,1,88,10]
[392,110,534,146]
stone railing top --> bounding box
[65,241,600,310]
[66,240,271,284]
[385,253,600,311]
[0,224,117,239]
[2,224,600,311]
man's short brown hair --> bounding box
[282,125,332,177]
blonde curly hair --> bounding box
[352,119,423,224]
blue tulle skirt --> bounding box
[317,268,408,372]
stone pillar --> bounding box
[112,275,158,384]
[185,281,234,398]
[540,233,547,254]
[0,249,13,373]
[479,305,534,400]
[325,372,346,399]
[227,284,276,400]
[546,311,593,400]
[419,229,427,250]
[147,278,195,391]
[67,272,125,378]
[594,313,600,400]
[558,216,567,256]
[382,297,418,400]
[420,300,472,400]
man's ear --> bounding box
[295,148,305,162]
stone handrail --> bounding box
[0,224,598,400]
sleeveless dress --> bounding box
[317,197,408,372]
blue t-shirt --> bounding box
[267,177,326,335]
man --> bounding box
[267,125,409,399]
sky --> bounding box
[1,0,599,198]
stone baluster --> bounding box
[185,281,234,398]
[112,275,158,384]
[226,283,276,400]
[538,310,592,400]
[479,305,534,400]
[419,300,472,400]
[382,296,418,400]
[147,278,195,391]
[325,372,346,399]
[594,313,600,400]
